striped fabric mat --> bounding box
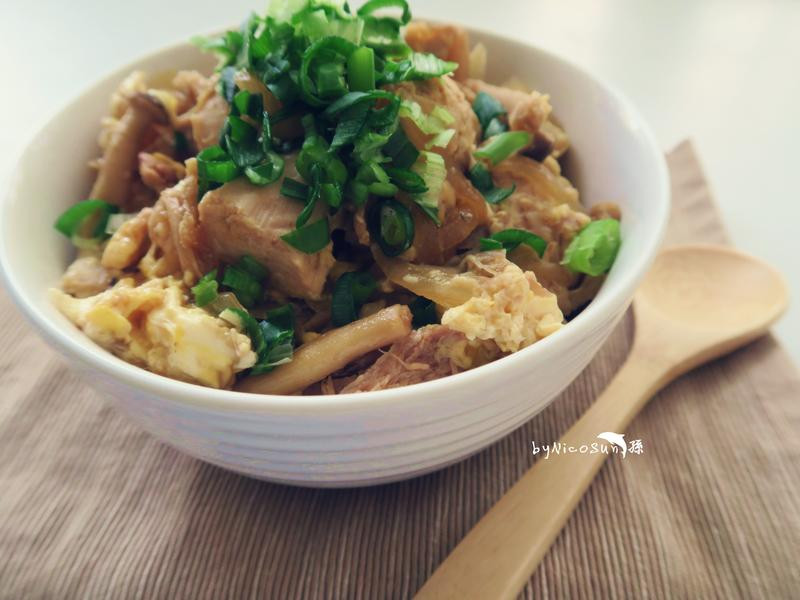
[1,141,798,598]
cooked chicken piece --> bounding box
[189,94,228,150]
[198,156,335,300]
[60,256,112,298]
[405,166,489,264]
[463,79,552,137]
[102,208,152,271]
[170,71,228,150]
[390,77,479,170]
[138,152,186,192]
[405,21,471,81]
[50,278,255,388]
[440,251,564,352]
[340,324,500,393]
[90,93,168,211]
[139,160,214,284]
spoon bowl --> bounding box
[633,245,789,379]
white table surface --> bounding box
[1,0,798,363]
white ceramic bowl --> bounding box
[0,26,669,487]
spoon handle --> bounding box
[414,352,670,600]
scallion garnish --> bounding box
[347,46,376,91]
[367,197,415,257]
[220,306,295,376]
[472,91,507,140]
[410,151,445,224]
[280,177,311,201]
[192,269,220,307]
[562,219,621,276]
[281,217,331,254]
[474,131,532,166]
[480,229,547,256]
[54,199,119,248]
[331,270,377,326]
[468,163,516,205]
[221,255,268,308]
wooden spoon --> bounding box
[415,245,788,600]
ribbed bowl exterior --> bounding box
[74,307,626,486]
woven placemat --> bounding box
[1,141,798,599]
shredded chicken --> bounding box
[138,152,186,192]
[139,159,214,284]
[60,256,113,298]
[341,325,500,393]
[50,278,256,388]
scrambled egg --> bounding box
[441,253,564,352]
[50,277,256,388]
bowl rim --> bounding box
[0,23,670,415]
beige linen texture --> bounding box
[0,141,798,599]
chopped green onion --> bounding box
[192,270,219,307]
[480,229,547,256]
[244,153,285,186]
[222,265,262,308]
[383,127,419,169]
[197,146,240,184]
[54,199,118,245]
[483,184,516,205]
[383,166,428,194]
[368,181,399,196]
[367,197,414,257]
[347,46,376,91]
[299,36,358,106]
[484,117,507,138]
[281,217,331,254]
[472,91,506,138]
[221,306,295,376]
[468,163,515,205]
[474,131,532,166]
[562,219,621,276]
[399,100,452,135]
[379,52,458,85]
[410,151,445,224]
[281,177,310,201]
[236,255,268,281]
[331,270,377,326]
[357,0,411,24]
[409,296,438,328]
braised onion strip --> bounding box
[236,304,412,395]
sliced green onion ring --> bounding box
[562,219,621,276]
[281,217,331,254]
[474,131,532,166]
[367,197,414,257]
[480,228,547,256]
